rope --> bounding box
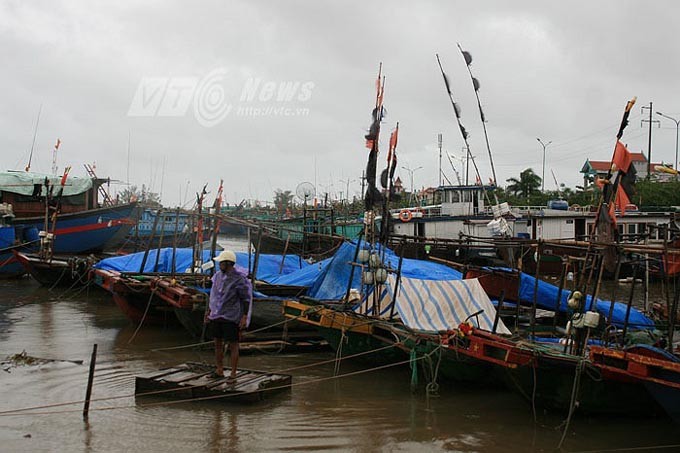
[0,352,427,417]
[149,305,325,353]
[0,342,401,416]
[409,348,418,392]
[557,356,586,450]
[127,288,157,344]
[47,267,69,291]
[424,346,442,398]
[333,328,346,376]
[531,357,537,424]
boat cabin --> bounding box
[438,185,491,216]
[0,171,106,218]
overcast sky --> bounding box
[2,0,680,207]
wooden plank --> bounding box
[183,369,250,388]
[160,370,207,384]
[134,363,292,403]
[136,366,186,381]
[203,370,253,389]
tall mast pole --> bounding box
[438,133,442,186]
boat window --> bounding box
[451,191,460,203]
[638,223,647,236]
[627,224,636,235]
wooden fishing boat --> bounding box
[13,251,95,287]
[282,299,409,366]
[151,277,313,338]
[498,339,664,415]
[0,170,139,276]
[590,344,680,422]
[90,268,177,326]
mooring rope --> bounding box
[0,344,420,417]
[0,342,402,416]
[149,305,326,353]
[127,288,157,344]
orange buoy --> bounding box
[398,209,413,222]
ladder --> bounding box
[83,164,114,206]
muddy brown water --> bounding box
[1,238,679,452]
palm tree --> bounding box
[506,168,542,198]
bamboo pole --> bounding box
[82,344,97,419]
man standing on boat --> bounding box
[205,250,252,381]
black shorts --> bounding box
[207,319,240,342]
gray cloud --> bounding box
[2,0,679,206]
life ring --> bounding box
[398,209,412,222]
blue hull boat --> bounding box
[1,203,138,277]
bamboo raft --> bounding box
[135,362,292,403]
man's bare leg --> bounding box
[215,338,224,376]
[229,341,239,379]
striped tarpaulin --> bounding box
[354,276,511,335]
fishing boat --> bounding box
[0,170,138,276]
[590,344,680,422]
[0,202,36,277]
[253,207,349,259]
[122,207,210,252]
[493,336,664,415]
[91,267,177,326]
[92,246,319,334]
[153,276,311,338]
[12,251,96,287]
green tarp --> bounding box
[0,170,93,197]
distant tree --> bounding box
[506,169,542,199]
[118,184,161,206]
[274,189,294,216]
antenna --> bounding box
[25,103,42,172]
[551,169,561,194]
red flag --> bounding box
[60,166,71,186]
[387,124,399,163]
[612,141,632,173]
[594,177,606,189]
[389,127,398,152]
[616,185,631,216]
[55,138,61,150]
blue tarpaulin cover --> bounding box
[518,272,654,329]
[94,243,654,331]
[94,247,311,282]
[307,241,462,300]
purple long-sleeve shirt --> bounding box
[208,265,253,326]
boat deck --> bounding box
[135,362,292,403]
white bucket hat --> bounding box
[213,250,237,263]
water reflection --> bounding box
[1,238,680,451]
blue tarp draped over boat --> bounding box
[518,272,654,329]
[307,241,463,300]
[93,244,655,331]
[93,247,311,282]
[267,259,331,287]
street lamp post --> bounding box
[401,165,422,204]
[656,111,680,179]
[537,138,552,192]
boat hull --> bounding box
[13,251,93,287]
[14,203,138,254]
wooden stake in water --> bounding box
[83,344,98,419]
